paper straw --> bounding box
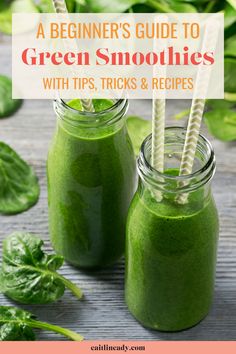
[177,18,219,204]
[151,98,166,202]
[151,99,166,173]
[150,16,168,201]
[52,0,94,112]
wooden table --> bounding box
[0,33,236,340]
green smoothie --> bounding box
[125,169,219,331]
[47,99,136,268]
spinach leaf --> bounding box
[224,3,236,29]
[225,58,236,93]
[207,99,235,110]
[0,306,83,341]
[126,115,151,156]
[0,306,35,340]
[38,0,75,12]
[167,2,197,12]
[1,232,83,304]
[225,34,236,57]
[226,0,236,11]
[0,142,39,215]
[65,0,75,12]
[205,107,236,141]
[74,0,90,13]
[0,75,22,118]
[131,3,155,12]
[0,0,39,35]
[85,0,145,13]
[37,0,55,12]
[224,92,236,102]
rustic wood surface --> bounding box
[0,33,236,340]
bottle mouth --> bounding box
[138,126,216,193]
[54,98,128,128]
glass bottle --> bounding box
[47,99,136,268]
[125,127,219,331]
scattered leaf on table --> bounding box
[0,75,22,118]
[0,306,36,340]
[0,306,83,341]
[1,232,83,304]
[126,115,151,156]
[0,142,39,214]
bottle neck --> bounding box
[54,98,128,137]
[137,127,216,205]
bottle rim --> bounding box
[138,126,216,193]
[54,98,128,127]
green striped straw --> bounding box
[177,18,219,204]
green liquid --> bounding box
[47,99,136,268]
[125,174,219,331]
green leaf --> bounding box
[224,92,236,102]
[224,3,236,29]
[85,0,145,12]
[0,0,39,35]
[39,0,75,12]
[224,58,236,93]
[37,0,55,12]
[206,99,235,110]
[1,232,83,304]
[0,75,22,118]
[0,307,36,340]
[0,142,40,214]
[168,2,197,13]
[126,115,151,156]
[65,0,75,12]
[74,0,90,13]
[226,0,236,11]
[225,34,236,57]
[0,306,83,341]
[205,108,236,141]
[131,3,155,12]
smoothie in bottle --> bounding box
[125,127,219,331]
[47,99,136,268]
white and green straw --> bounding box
[177,18,219,204]
[151,99,166,174]
[151,19,167,201]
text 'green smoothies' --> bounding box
[47,99,136,268]
[125,127,219,331]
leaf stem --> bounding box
[57,274,83,300]
[28,319,83,341]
